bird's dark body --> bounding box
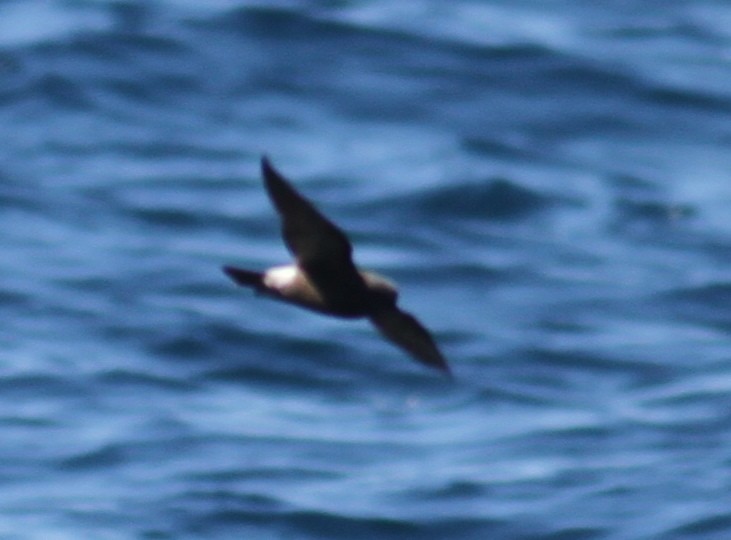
[223,157,451,375]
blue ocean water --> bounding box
[3,0,731,538]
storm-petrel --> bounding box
[223,157,451,375]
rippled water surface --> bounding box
[3,1,731,538]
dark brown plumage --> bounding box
[223,157,451,375]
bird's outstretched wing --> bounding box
[370,308,451,375]
[261,157,352,267]
[260,157,367,304]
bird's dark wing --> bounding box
[261,157,367,304]
[261,157,352,266]
[370,308,451,375]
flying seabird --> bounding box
[223,157,451,375]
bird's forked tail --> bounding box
[222,266,264,289]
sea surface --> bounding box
[3,1,731,538]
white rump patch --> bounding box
[263,265,299,290]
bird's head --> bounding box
[360,270,398,306]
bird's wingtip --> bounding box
[428,353,453,378]
[261,155,287,188]
[261,155,274,175]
